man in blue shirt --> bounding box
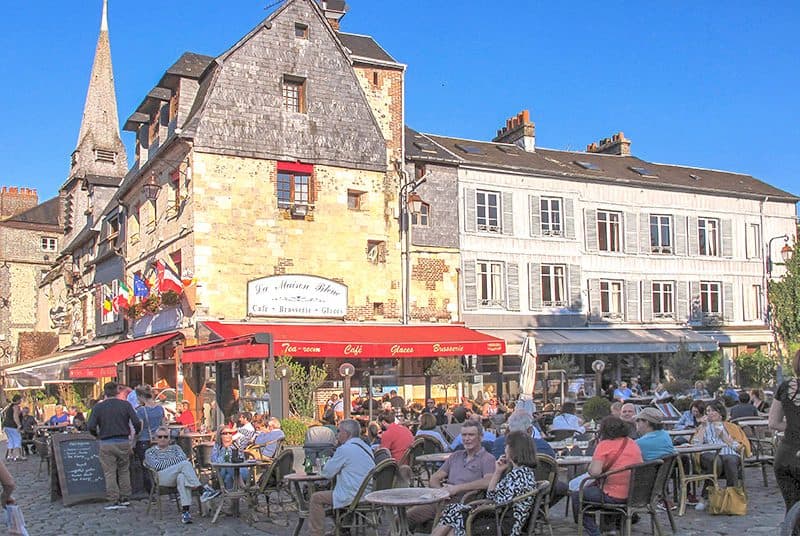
[612,381,633,402]
[492,410,555,459]
[634,408,676,461]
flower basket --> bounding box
[126,303,145,320]
[143,295,161,314]
[161,290,181,307]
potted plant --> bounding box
[143,295,161,314]
[160,290,181,307]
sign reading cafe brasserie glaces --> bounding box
[247,275,348,318]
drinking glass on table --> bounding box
[576,440,589,454]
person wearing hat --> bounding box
[2,395,24,461]
[634,408,676,461]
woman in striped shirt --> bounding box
[691,400,751,488]
[145,426,201,524]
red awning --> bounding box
[183,322,506,364]
[69,332,183,379]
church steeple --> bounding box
[70,0,127,181]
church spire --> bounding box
[70,0,127,180]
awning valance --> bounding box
[481,328,719,355]
[184,322,506,363]
[2,346,106,390]
[69,332,183,379]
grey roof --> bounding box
[147,87,172,101]
[60,224,98,255]
[407,130,798,202]
[123,112,150,132]
[321,0,347,11]
[337,32,397,64]
[84,174,122,187]
[405,127,459,164]
[165,52,215,79]
[1,196,60,227]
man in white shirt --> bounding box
[309,419,375,536]
[234,412,255,449]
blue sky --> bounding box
[1,1,797,204]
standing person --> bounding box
[612,382,632,402]
[133,385,165,496]
[145,426,202,524]
[770,349,800,513]
[2,395,24,461]
[86,381,142,510]
[308,419,376,536]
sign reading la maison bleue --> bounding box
[247,275,348,318]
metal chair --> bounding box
[738,421,774,486]
[547,429,577,441]
[144,463,201,519]
[676,450,719,516]
[533,454,557,536]
[254,448,295,519]
[34,437,50,478]
[401,436,443,487]
[464,480,551,536]
[653,455,678,534]
[334,459,397,535]
[577,459,664,536]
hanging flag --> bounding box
[116,280,132,309]
[102,284,115,314]
[133,274,149,298]
[163,255,181,279]
[158,262,184,294]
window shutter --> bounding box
[569,264,582,311]
[529,195,541,237]
[641,280,653,322]
[674,215,688,256]
[723,282,734,322]
[625,280,640,322]
[502,192,514,235]
[624,212,638,254]
[506,263,520,311]
[588,278,601,321]
[584,209,598,252]
[721,219,733,258]
[462,259,477,311]
[742,282,753,321]
[564,198,576,239]
[639,213,651,254]
[464,188,476,233]
[529,263,542,311]
[687,216,699,256]
[676,281,689,322]
[689,281,702,322]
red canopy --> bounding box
[69,332,183,379]
[183,322,506,363]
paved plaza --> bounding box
[3,455,789,535]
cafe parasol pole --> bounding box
[518,336,537,414]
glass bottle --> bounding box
[304,456,314,475]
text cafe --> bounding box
[182,275,506,417]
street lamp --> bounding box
[767,234,791,277]
[766,234,793,384]
[395,161,429,325]
[592,360,605,397]
[339,363,355,420]
[143,173,161,201]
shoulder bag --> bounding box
[708,484,747,515]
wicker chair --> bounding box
[464,480,551,536]
[333,459,398,536]
[144,463,201,520]
[254,448,295,518]
[532,454,557,535]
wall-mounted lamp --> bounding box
[143,174,161,201]
[407,192,425,215]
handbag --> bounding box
[5,504,30,536]
[708,485,747,515]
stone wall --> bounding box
[0,187,38,220]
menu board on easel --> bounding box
[51,433,106,506]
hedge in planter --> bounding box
[581,396,611,422]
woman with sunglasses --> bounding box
[144,426,202,524]
[211,425,250,489]
[691,400,751,488]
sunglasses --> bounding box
[221,431,234,435]
[155,435,169,439]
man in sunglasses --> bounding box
[144,426,202,524]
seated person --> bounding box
[72,414,87,432]
[422,399,448,426]
[308,419,375,536]
[379,411,414,461]
[254,417,285,458]
[407,419,496,528]
[571,416,643,536]
[689,381,711,400]
[652,383,672,401]
[210,425,249,489]
[634,408,676,460]
[233,411,255,449]
[366,421,382,448]
[48,406,70,426]
[620,403,640,439]
[304,422,337,465]
[432,431,538,536]
[550,402,585,434]
[415,412,449,451]
[144,426,201,524]
[675,400,706,430]
[610,401,623,418]
[612,382,633,402]
[449,420,496,451]
[730,392,759,420]
[691,401,750,489]
[173,401,196,432]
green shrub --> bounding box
[281,417,309,446]
[581,396,611,422]
[673,397,693,412]
[736,349,775,388]
[664,380,691,397]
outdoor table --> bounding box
[210,460,269,523]
[415,452,451,464]
[674,443,724,515]
[668,429,695,437]
[556,455,593,467]
[627,397,654,405]
[735,419,769,428]
[364,487,449,536]
[284,472,330,536]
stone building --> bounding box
[406,110,798,389]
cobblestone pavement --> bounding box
[4,456,788,535]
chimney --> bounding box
[319,0,348,31]
[586,131,631,156]
[492,110,535,152]
[0,186,38,220]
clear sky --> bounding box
[1,1,797,204]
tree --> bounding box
[770,245,800,354]
[547,355,580,376]
[426,357,468,404]
[664,339,699,394]
[275,355,327,419]
[736,349,775,388]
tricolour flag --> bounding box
[116,280,132,309]
[156,260,184,294]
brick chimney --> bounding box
[0,186,38,220]
[319,0,347,31]
[492,110,535,152]
[586,132,631,156]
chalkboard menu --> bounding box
[52,433,106,506]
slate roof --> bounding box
[322,0,347,11]
[407,130,798,202]
[1,196,60,227]
[337,32,398,64]
[84,174,122,187]
[165,52,215,79]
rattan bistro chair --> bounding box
[332,459,398,536]
[464,480,551,536]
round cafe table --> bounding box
[284,472,331,536]
[415,452,451,464]
[668,429,695,437]
[556,455,593,467]
[365,487,450,536]
[210,460,269,523]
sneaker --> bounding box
[657,500,677,511]
[685,493,699,506]
[200,489,221,503]
[104,502,126,510]
[118,498,131,506]
[181,511,193,524]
